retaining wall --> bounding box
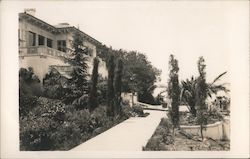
[180,117,230,140]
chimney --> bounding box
[24,8,36,16]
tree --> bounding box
[195,56,208,141]
[70,32,89,89]
[121,51,161,104]
[107,55,115,117]
[66,31,89,104]
[181,72,229,117]
[114,59,123,115]
[88,57,99,112]
[97,46,161,104]
[180,76,197,116]
[168,54,180,129]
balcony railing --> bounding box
[19,46,70,59]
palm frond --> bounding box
[212,71,227,84]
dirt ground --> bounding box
[164,131,230,151]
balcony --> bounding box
[19,46,70,59]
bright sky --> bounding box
[7,1,248,86]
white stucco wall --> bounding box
[19,18,57,48]
[19,55,69,82]
[121,92,138,107]
[19,14,108,82]
[180,118,230,140]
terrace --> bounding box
[19,46,71,59]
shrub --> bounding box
[19,67,42,97]
[20,115,58,150]
[19,67,42,118]
[132,105,144,117]
[50,121,82,150]
[72,94,89,110]
[20,97,128,150]
[143,118,174,151]
[20,97,69,150]
[121,104,133,118]
[65,109,91,134]
[143,135,162,151]
[208,106,223,122]
[19,93,38,117]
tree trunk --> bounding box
[200,124,204,141]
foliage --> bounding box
[121,104,133,118]
[72,94,89,110]
[66,31,89,103]
[154,94,164,105]
[20,96,130,151]
[88,57,99,111]
[168,54,180,128]
[19,93,38,117]
[97,45,161,104]
[97,76,108,105]
[19,67,42,96]
[207,107,224,122]
[131,105,144,117]
[120,103,149,118]
[212,96,230,111]
[114,59,123,115]
[43,68,69,99]
[181,72,229,117]
[143,118,173,151]
[107,55,115,117]
[195,57,208,140]
[19,67,41,117]
[20,97,68,150]
[180,76,197,116]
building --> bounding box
[19,9,108,82]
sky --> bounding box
[8,0,247,87]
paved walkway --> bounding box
[71,110,166,151]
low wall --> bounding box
[180,117,230,140]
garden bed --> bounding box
[143,117,230,151]
[19,97,141,151]
[179,108,224,126]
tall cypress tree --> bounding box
[168,54,180,130]
[114,59,123,115]
[107,55,115,117]
[196,56,208,140]
[88,57,99,112]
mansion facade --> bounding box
[19,9,108,82]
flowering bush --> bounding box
[20,97,130,150]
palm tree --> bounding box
[180,76,197,116]
[180,71,229,117]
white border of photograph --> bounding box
[1,0,249,158]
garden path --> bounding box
[70,110,166,151]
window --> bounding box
[38,35,45,46]
[47,38,53,48]
[57,40,66,52]
[28,31,36,46]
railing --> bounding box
[19,46,70,59]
